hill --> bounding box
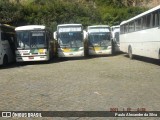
[121,0,160,8]
[8,0,160,7]
[1,0,156,30]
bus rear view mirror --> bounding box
[83,30,87,40]
[53,31,57,40]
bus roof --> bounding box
[15,25,46,31]
[120,5,160,25]
[87,25,110,32]
[111,25,120,28]
[57,24,82,27]
[88,25,110,28]
[0,23,15,29]
[111,25,120,32]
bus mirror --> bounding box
[53,31,57,40]
[83,30,87,40]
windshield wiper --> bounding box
[31,43,38,49]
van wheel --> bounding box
[128,46,133,59]
[3,55,8,66]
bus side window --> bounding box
[142,16,146,29]
[151,11,159,27]
[1,32,10,41]
[124,24,128,33]
[135,18,141,31]
[154,12,157,27]
[120,26,123,34]
[1,32,6,41]
[156,11,159,26]
[158,10,160,26]
[128,21,135,32]
[146,14,151,28]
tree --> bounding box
[0,1,23,25]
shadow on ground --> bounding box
[0,52,125,69]
[124,54,160,66]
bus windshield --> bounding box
[16,32,30,49]
[88,32,111,47]
[58,32,83,48]
[30,31,46,48]
[16,31,47,49]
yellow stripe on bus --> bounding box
[62,48,71,52]
[94,47,100,51]
[38,49,44,54]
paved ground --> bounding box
[0,54,160,120]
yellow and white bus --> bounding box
[54,24,86,57]
[86,25,112,55]
[120,5,160,60]
[15,25,54,62]
[0,24,15,66]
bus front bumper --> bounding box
[58,51,84,57]
[16,55,49,62]
[89,47,112,55]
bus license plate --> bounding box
[29,56,34,59]
[98,52,102,54]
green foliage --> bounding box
[20,0,100,30]
[95,0,124,7]
[0,0,148,31]
[98,5,147,25]
[0,0,23,25]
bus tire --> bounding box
[3,55,8,66]
[128,46,133,59]
[159,49,160,59]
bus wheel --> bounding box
[159,49,160,60]
[3,55,8,66]
[128,46,133,59]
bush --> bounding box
[0,0,147,30]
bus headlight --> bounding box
[15,51,21,56]
[79,47,84,51]
[107,46,111,49]
[38,49,45,54]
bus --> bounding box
[86,25,112,55]
[15,25,54,62]
[0,24,15,66]
[120,5,160,60]
[111,25,120,53]
[54,24,86,57]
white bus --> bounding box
[111,25,120,53]
[15,25,54,62]
[0,24,15,66]
[86,25,112,55]
[54,24,86,57]
[120,5,160,60]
